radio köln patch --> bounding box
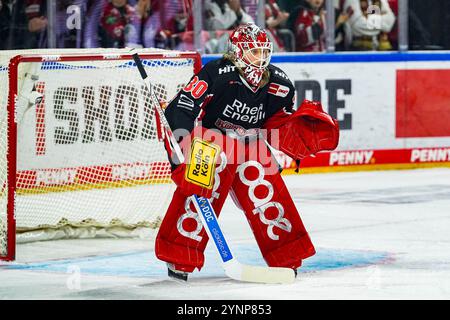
[268,83,290,97]
[185,138,220,189]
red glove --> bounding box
[264,100,339,160]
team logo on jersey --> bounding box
[222,99,265,125]
[218,65,236,74]
[215,118,260,138]
[268,83,290,97]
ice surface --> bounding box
[1,168,449,299]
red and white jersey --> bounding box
[291,4,325,52]
[343,0,396,37]
[165,57,296,139]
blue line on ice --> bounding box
[4,246,390,278]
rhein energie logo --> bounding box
[222,99,265,124]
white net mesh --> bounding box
[0,48,198,259]
[0,52,10,257]
[0,218,5,257]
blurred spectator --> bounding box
[409,0,449,50]
[266,1,289,30]
[157,0,193,49]
[202,0,291,53]
[386,0,397,49]
[203,0,254,53]
[343,0,396,51]
[0,0,36,49]
[265,0,290,51]
[84,0,106,47]
[277,0,297,13]
[134,0,159,48]
[204,0,254,30]
[24,0,48,48]
[287,0,326,52]
[99,0,140,48]
[135,0,150,19]
[84,0,155,48]
[334,0,349,51]
[25,0,87,48]
[240,0,257,21]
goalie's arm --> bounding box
[164,65,214,142]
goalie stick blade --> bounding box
[224,260,296,284]
[192,195,296,285]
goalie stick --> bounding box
[132,53,295,284]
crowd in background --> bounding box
[0,0,449,52]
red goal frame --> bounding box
[2,51,202,261]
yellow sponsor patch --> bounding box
[185,138,220,189]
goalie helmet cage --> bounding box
[0,49,202,261]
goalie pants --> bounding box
[155,138,316,272]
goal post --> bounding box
[0,49,202,261]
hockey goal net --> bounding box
[0,48,201,261]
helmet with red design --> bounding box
[228,23,273,89]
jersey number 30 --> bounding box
[183,76,208,99]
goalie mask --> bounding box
[228,23,273,90]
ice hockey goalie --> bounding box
[154,23,339,281]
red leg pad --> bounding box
[230,140,316,269]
